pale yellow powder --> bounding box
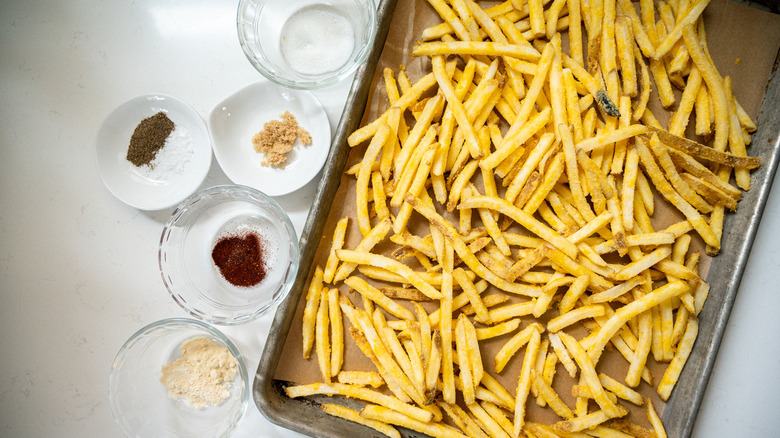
[159,337,238,409]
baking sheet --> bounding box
[254,0,780,436]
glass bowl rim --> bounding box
[235,0,378,90]
[108,317,249,437]
[158,184,300,325]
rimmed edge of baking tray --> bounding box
[252,0,401,437]
[253,3,780,435]
[662,49,780,437]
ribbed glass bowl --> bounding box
[108,318,248,438]
[159,185,299,325]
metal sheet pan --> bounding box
[253,1,780,435]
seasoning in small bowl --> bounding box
[108,318,248,437]
[96,94,212,210]
[159,184,300,325]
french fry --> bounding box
[455,314,477,404]
[475,318,521,340]
[587,281,690,362]
[287,382,432,422]
[328,288,343,377]
[302,266,324,359]
[321,403,401,438]
[458,195,579,259]
[645,399,668,438]
[547,304,607,332]
[635,136,719,249]
[337,371,385,388]
[438,401,490,438]
[361,404,468,438]
[315,288,331,383]
[425,330,442,400]
[599,373,643,406]
[514,327,541,435]
[333,218,392,283]
[337,250,443,300]
[323,217,349,284]
[658,317,699,400]
[558,332,623,418]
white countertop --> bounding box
[1,1,779,437]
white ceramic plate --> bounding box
[208,81,331,197]
[95,94,212,210]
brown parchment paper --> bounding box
[274,0,780,431]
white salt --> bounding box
[280,5,355,75]
[138,125,194,181]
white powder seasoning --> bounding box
[138,125,194,180]
[159,337,238,409]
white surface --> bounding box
[209,81,331,197]
[96,93,212,210]
[0,1,779,437]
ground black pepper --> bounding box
[126,112,175,167]
[211,232,267,287]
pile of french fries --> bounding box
[285,0,760,436]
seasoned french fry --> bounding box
[315,288,331,383]
[337,250,443,300]
[658,317,699,400]
[328,288,343,377]
[302,266,324,359]
[361,404,468,438]
[321,403,401,438]
[514,327,541,435]
[337,371,385,388]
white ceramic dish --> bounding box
[208,81,331,197]
[95,94,212,211]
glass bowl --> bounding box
[236,0,377,89]
[108,318,248,438]
[159,185,300,325]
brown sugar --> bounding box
[252,111,312,168]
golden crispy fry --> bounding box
[346,277,416,321]
[636,136,719,249]
[333,218,392,283]
[646,398,668,438]
[337,250,443,300]
[514,326,541,435]
[361,404,468,438]
[337,371,385,388]
[459,195,579,259]
[547,305,607,332]
[315,288,331,383]
[439,401,490,438]
[587,281,690,362]
[286,382,432,423]
[328,288,344,377]
[494,322,543,374]
[302,266,323,359]
[475,318,521,340]
[324,217,349,283]
[321,403,401,438]
[558,332,623,417]
[658,317,699,400]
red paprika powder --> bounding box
[211,232,267,287]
